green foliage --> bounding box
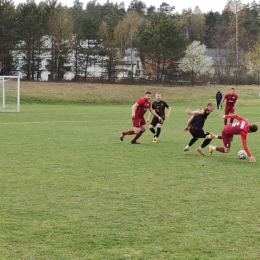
[16,2,50,79]
[127,0,147,16]
[46,6,74,81]
[204,11,223,48]
[114,10,144,51]
[0,1,17,74]
[96,3,127,82]
[136,12,187,83]
[3,0,260,83]
[98,8,124,83]
[0,102,260,259]
[101,2,126,36]
[239,4,260,51]
[158,2,175,14]
[69,2,103,79]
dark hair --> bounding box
[145,91,152,94]
[249,124,258,132]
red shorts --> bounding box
[132,117,146,128]
[225,107,235,115]
[222,131,233,149]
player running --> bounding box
[120,91,163,144]
[146,92,171,143]
[183,103,218,155]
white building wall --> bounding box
[13,40,143,81]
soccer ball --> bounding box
[237,150,247,159]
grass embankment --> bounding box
[20,81,260,106]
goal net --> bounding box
[0,76,20,112]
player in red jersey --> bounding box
[120,91,163,144]
[219,88,238,125]
[209,114,258,162]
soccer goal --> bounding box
[0,76,20,112]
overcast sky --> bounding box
[13,0,250,13]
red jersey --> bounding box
[135,97,151,117]
[223,114,251,156]
[224,93,238,108]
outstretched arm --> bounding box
[219,114,244,121]
[240,133,256,162]
[185,108,204,115]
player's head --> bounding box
[206,103,215,112]
[249,123,258,133]
[230,88,235,94]
[145,90,152,100]
[155,92,161,101]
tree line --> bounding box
[1,0,260,84]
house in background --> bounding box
[205,48,244,76]
[12,37,144,81]
[141,58,182,82]
[116,48,143,78]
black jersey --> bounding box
[152,100,169,118]
[190,108,210,129]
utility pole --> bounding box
[229,0,243,84]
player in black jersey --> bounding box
[183,103,215,155]
[146,93,171,142]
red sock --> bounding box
[216,147,225,153]
[123,130,135,135]
[217,136,223,139]
[132,130,144,142]
[224,118,227,125]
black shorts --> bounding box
[190,127,210,138]
[150,116,164,127]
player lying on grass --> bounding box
[208,114,258,162]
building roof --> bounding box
[205,48,244,65]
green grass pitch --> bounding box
[0,104,260,259]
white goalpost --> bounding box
[0,76,20,112]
